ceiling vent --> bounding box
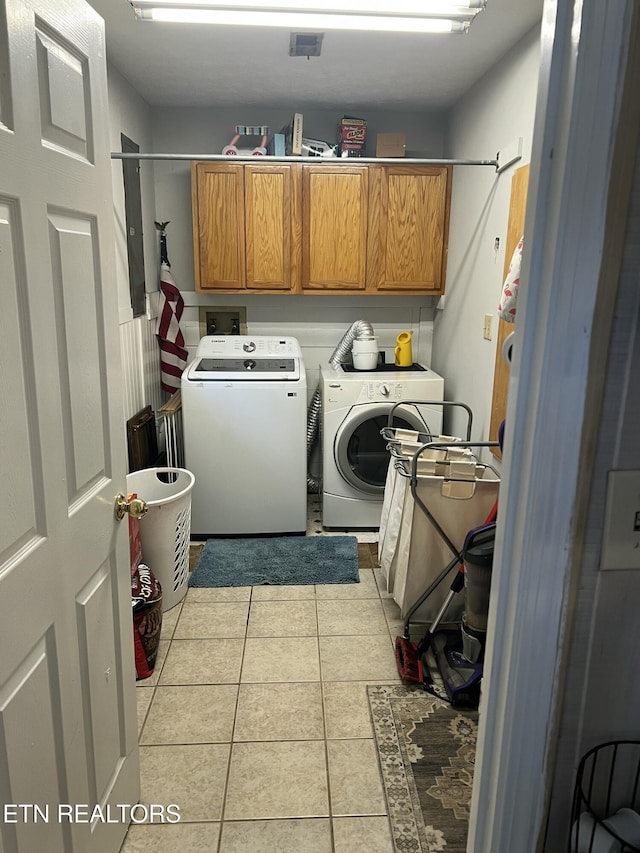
[289,32,324,57]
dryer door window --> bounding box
[334,404,427,495]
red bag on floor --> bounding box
[132,564,163,680]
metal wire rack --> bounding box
[157,390,184,469]
[570,741,640,852]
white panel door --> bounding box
[0,1,138,852]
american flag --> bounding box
[155,222,188,394]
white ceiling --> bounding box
[86,0,543,112]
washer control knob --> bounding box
[243,359,256,370]
[379,384,390,397]
[243,341,256,352]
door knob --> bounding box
[114,493,148,521]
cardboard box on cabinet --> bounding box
[376,133,406,158]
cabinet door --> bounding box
[192,162,246,290]
[373,165,452,293]
[302,165,368,291]
[245,164,299,291]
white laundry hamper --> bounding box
[126,467,195,611]
[379,433,461,596]
[378,458,410,593]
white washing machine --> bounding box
[321,362,445,529]
[182,335,307,536]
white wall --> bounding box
[432,26,541,441]
[107,64,163,427]
[178,293,435,405]
[147,106,448,395]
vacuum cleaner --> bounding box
[393,423,504,708]
[395,520,496,708]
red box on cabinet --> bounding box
[338,116,367,155]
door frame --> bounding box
[468,1,640,850]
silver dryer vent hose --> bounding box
[307,320,374,493]
[306,385,322,493]
[329,319,375,369]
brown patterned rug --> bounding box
[368,684,478,852]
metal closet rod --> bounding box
[110,152,499,167]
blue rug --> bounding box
[189,536,360,587]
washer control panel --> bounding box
[196,335,300,358]
[190,335,304,382]
[195,358,295,373]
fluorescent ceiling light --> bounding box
[132,0,485,12]
[130,0,486,33]
[138,10,467,32]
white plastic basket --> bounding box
[126,467,195,611]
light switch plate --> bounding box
[600,470,640,570]
[483,314,493,341]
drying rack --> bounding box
[381,399,474,444]
[157,390,184,469]
[379,401,500,635]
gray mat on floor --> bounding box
[188,535,360,587]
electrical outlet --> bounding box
[600,470,640,570]
[483,314,493,341]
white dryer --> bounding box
[321,363,444,529]
[182,336,307,536]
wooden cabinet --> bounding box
[192,161,300,292]
[301,165,368,292]
[368,165,452,293]
[192,161,451,295]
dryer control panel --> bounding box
[361,381,405,402]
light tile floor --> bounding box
[121,506,405,852]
